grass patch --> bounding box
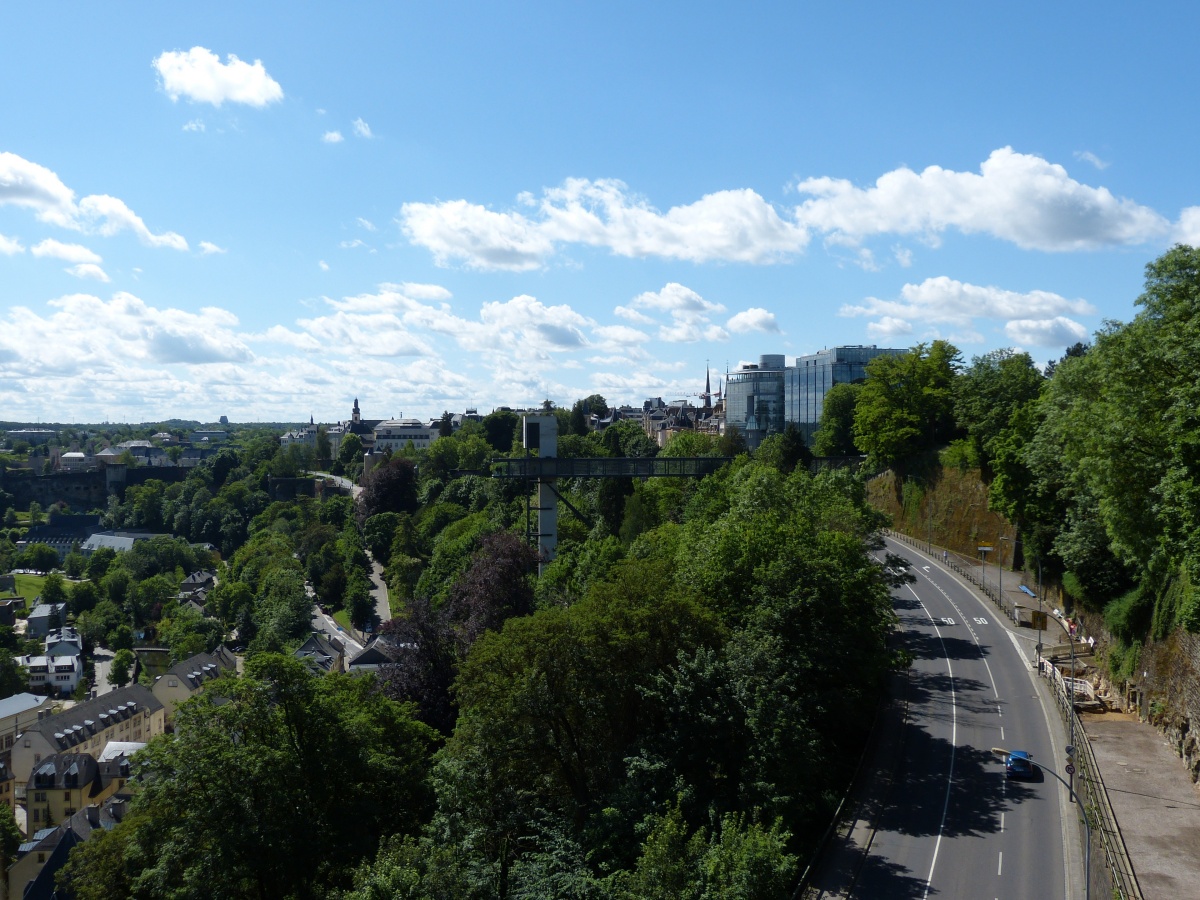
[332,609,352,633]
[10,574,46,605]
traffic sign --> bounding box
[1065,745,1075,756]
[1065,763,1076,775]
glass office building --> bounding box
[784,345,905,443]
[724,354,786,449]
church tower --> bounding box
[352,398,361,425]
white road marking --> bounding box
[1001,811,1005,832]
[998,851,1003,876]
[891,538,1075,900]
[1001,726,1005,741]
[906,584,957,900]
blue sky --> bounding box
[2,3,1198,424]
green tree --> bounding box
[20,542,59,574]
[953,348,1044,474]
[337,432,364,468]
[40,572,68,606]
[481,409,520,453]
[0,655,28,700]
[61,656,437,900]
[27,501,44,526]
[853,341,962,470]
[108,648,135,688]
[438,411,454,438]
[811,382,861,456]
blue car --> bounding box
[1006,750,1035,779]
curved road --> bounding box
[839,538,1078,900]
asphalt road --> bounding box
[845,538,1075,900]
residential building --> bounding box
[151,647,238,723]
[80,530,172,556]
[373,419,437,452]
[280,418,320,450]
[58,451,93,472]
[15,515,103,561]
[15,654,83,697]
[294,632,346,674]
[0,761,15,812]
[189,430,228,443]
[10,685,165,783]
[25,604,67,639]
[9,825,80,900]
[346,636,406,675]
[24,751,126,831]
[5,429,55,446]
[0,694,53,768]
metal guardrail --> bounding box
[885,528,1143,900]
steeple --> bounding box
[352,398,361,424]
[704,365,712,409]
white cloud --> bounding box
[0,292,252,378]
[1004,316,1089,347]
[340,239,365,249]
[893,245,913,267]
[322,131,344,144]
[842,276,1094,346]
[867,316,913,340]
[400,150,1194,270]
[1176,207,1200,245]
[794,147,1167,251]
[199,241,226,255]
[632,282,725,318]
[66,263,110,282]
[0,234,22,255]
[318,260,329,271]
[593,324,650,345]
[401,179,809,270]
[0,153,188,249]
[352,118,373,138]
[356,217,377,232]
[31,239,101,264]
[399,199,553,271]
[153,47,283,107]
[1074,150,1109,170]
[182,119,206,132]
[390,282,452,301]
[727,308,780,334]
[614,305,655,325]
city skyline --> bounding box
[3,4,1198,422]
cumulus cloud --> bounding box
[199,241,226,255]
[401,179,809,270]
[1176,207,1200,246]
[842,276,1094,345]
[593,324,650,345]
[400,149,1189,270]
[727,308,781,334]
[1004,316,1090,346]
[399,199,553,271]
[65,263,110,282]
[183,119,205,132]
[627,283,731,344]
[31,239,101,264]
[614,305,656,325]
[0,152,187,249]
[322,131,344,143]
[0,234,22,255]
[0,292,252,379]
[352,118,373,138]
[153,47,283,107]
[794,147,1166,251]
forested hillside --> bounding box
[847,245,1200,689]
[57,420,900,898]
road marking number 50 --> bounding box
[974,617,988,625]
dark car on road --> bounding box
[1005,750,1035,779]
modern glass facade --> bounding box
[784,346,906,443]
[724,355,786,449]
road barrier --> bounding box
[885,529,1143,900]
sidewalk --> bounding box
[1081,711,1200,898]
